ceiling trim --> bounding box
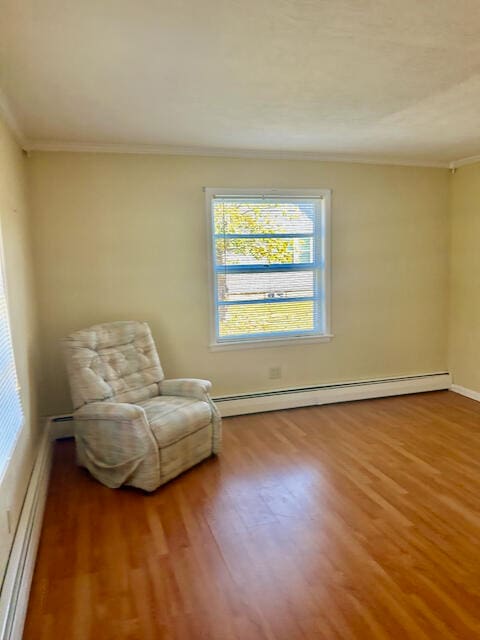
[449,155,480,169]
[24,139,450,168]
[0,88,26,148]
[0,85,459,169]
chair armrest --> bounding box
[73,402,160,490]
[160,379,222,455]
[159,378,212,401]
[75,401,148,424]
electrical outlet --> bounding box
[268,366,282,380]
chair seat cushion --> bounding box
[139,395,212,447]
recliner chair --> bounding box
[61,320,221,491]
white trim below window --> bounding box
[209,333,334,351]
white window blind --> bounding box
[207,189,331,347]
[0,241,23,481]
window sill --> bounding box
[209,334,334,351]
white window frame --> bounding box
[0,222,24,484]
[206,187,332,350]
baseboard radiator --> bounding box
[0,430,53,640]
[47,372,453,430]
[214,372,452,416]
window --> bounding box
[0,232,23,481]
[206,188,331,348]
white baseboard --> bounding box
[450,384,480,403]
[0,428,53,640]
[214,372,452,417]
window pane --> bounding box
[209,190,329,344]
[218,300,315,337]
[215,237,314,266]
[217,271,314,303]
[214,200,315,235]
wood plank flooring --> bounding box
[24,391,480,639]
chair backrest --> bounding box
[61,320,164,410]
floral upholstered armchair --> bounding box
[61,320,222,491]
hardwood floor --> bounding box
[24,391,480,639]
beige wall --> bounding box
[448,163,480,391]
[29,152,449,415]
[0,117,40,578]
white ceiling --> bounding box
[2,0,480,166]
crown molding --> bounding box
[0,81,471,169]
[449,155,480,169]
[0,88,27,148]
[23,139,451,168]
[0,87,461,169]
